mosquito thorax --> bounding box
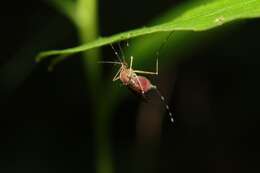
[119,67,132,85]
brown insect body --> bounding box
[119,65,154,95]
[132,75,153,94]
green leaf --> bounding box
[45,0,75,21]
[36,0,260,62]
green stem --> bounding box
[76,0,101,91]
[75,1,113,173]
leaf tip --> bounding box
[35,53,44,63]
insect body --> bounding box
[115,56,157,95]
[101,45,174,123]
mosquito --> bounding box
[100,36,175,123]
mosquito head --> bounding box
[122,61,128,67]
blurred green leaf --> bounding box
[37,0,260,62]
[45,0,75,21]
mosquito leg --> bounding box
[112,68,122,81]
[129,56,133,71]
[98,61,122,65]
[113,76,120,82]
[135,75,145,95]
[133,70,158,75]
[133,58,158,75]
[126,56,134,80]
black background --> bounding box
[1,0,260,172]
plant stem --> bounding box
[76,0,101,91]
[75,1,113,173]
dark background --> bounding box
[1,0,260,172]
